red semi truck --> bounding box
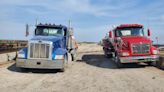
[102,24,159,68]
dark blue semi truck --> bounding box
[16,23,78,71]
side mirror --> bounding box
[147,29,150,36]
[109,31,112,38]
[26,24,29,37]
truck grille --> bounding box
[29,43,50,59]
[132,43,150,54]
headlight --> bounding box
[18,53,25,58]
[120,52,129,56]
[55,55,64,59]
[18,50,25,58]
[153,50,159,55]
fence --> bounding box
[0,40,28,52]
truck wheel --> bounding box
[60,68,65,72]
[20,68,28,72]
[145,62,153,66]
[67,53,72,62]
[60,55,68,72]
[156,57,163,69]
[103,48,110,58]
[156,60,161,68]
[115,55,123,68]
[156,57,164,69]
[106,54,113,58]
[104,48,114,58]
[71,53,77,61]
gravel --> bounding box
[0,43,163,92]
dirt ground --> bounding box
[0,43,164,92]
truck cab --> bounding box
[16,23,77,71]
[103,24,159,68]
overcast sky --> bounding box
[0,0,164,43]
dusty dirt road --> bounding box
[0,43,164,92]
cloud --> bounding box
[75,25,110,42]
[0,0,111,17]
[0,21,28,40]
[0,0,139,17]
[160,15,164,21]
[0,0,164,43]
[1,0,164,18]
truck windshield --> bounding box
[35,27,64,36]
[116,28,144,37]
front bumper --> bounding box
[120,55,159,63]
[16,59,64,69]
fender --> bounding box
[52,48,67,60]
[18,48,28,59]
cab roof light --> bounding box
[117,24,143,28]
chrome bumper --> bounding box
[120,55,159,63]
[16,59,64,69]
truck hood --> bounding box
[121,36,152,43]
[31,36,63,43]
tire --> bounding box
[145,62,153,66]
[60,68,65,72]
[104,48,114,58]
[67,53,72,62]
[106,54,113,58]
[71,51,77,62]
[69,49,77,62]
[104,48,109,58]
[114,54,123,68]
[116,59,123,68]
[157,57,164,69]
[60,55,68,72]
[156,60,161,68]
[20,68,28,72]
